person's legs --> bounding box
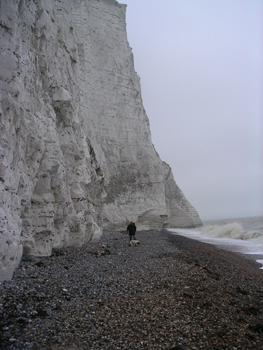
[130,233,136,241]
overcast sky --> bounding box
[118,0,263,220]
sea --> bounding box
[168,216,263,270]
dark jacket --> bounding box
[127,222,136,235]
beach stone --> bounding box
[243,306,260,316]
[0,0,201,281]
[249,322,263,334]
[236,286,249,295]
[0,230,263,349]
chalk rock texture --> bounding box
[0,0,201,280]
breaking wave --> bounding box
[200,222,263,241]
[169,218,263,269]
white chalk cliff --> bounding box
[0,0,201,280]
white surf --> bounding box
[168,217,263,269]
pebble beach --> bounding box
[1,230,263,350]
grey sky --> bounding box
[118,0,263,220]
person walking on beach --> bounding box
[127,221,136,242]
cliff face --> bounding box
[0,0,201,280]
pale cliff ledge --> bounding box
[0,0,201,280]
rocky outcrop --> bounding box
[0,0,201,280]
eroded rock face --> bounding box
[0,0,201,280]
